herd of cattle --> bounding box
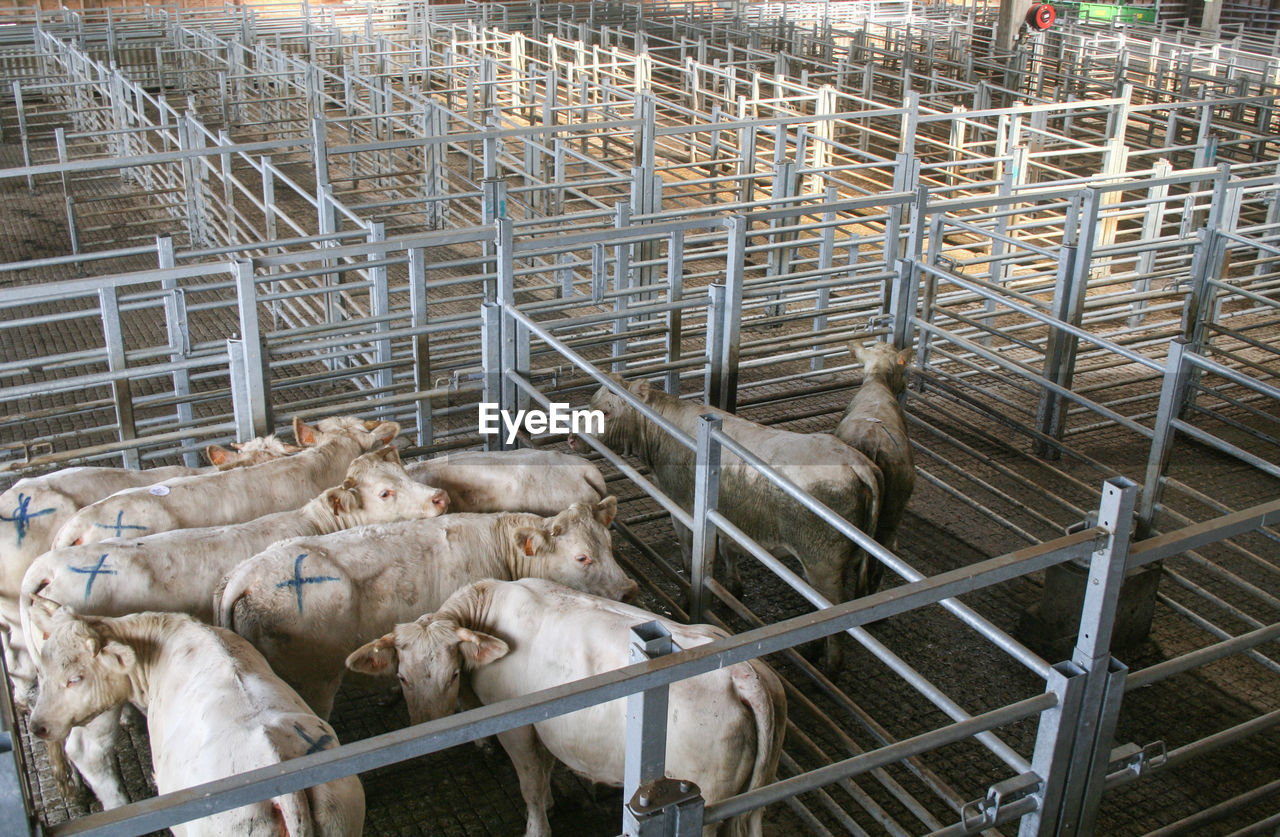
[0,341,914,837]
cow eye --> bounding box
[575,554,592,565]
[380,489,393,499]
[66,675,83,687]
[449,671,459,682]
[397,673,407,684]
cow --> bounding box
[0,435,296,704]
[52,416,399,550]
[16,445,448,808]
[217,497,636,719]
[347,577,786,837]
[578,377,881,668]
[406,448,607,515]
[834,342,915,594]
[27,602,364,836]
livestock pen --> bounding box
[0,1,1277,835]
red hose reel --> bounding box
[1027,3,1057,29]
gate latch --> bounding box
[625,776,703,837]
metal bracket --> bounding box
[1105,741,1167,782]
[959,772,1041,833]
[1064,511,1097,536]
[625,777,704,837]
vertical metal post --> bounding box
[12,82,33,193]
[157,236,199,466]
[665,229,684,398]
[1138,338,1191,536]
[495,217,517,437]
[1035,188,1096,458]
[1056,478,1139,837]
[481,302,503,453]
[1017,661,1088,836]
[409,247,434,447]
[765,161,797,317]
[482,177,507,302]
[612,201,632,374]
[99,287,140,469]
[367,223,393,410]
[690,415,723,622]
[622,622,703,837]
[716,215,746,413]
[231,259,272,438]
[811,187,837,372]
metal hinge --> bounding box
[959,772,1041,833]
[1106,741,1167,782]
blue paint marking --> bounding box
[93,511,148,538]
[293,723,334,755]
[0,493,56,547]
[275,553,340,614]
[68,554,117,600]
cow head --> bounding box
[26,598,136,744]
[579,375,658,457]
[346,615,508,725]
[511,497,638,602]
[205,434,303,470]
[321,446,449,524]
[293,415,401,452]
[850,342,913,396]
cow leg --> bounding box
[496,725,556,837]
[797,556,849,671]
[65,707,130,809]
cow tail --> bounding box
[268,790,314,837]
[726,660,786,837]
[854,461,885,598]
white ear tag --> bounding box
[148,485,171,496]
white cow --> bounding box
[218,498,636,719]
[17,446,448,809]
[28,603,364,836]
[53,416,399,549]
[0,436,296,703]
[406,448,607,515]
[835,342,915,594]
[347,578,786,837]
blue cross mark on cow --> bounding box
[93,511,149,539]
[293,723,334,755]
[69,554,117,600]
[0,493,56,547]
[276,553,340,614]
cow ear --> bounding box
[849,342,866,363]
[205,445,231,467]
[28,594,65,640]
[630,378,651,400]
[325,487,359,516]
[98,640,136,675]
[455,628,508,669]
[370,422,400,446]
[376,445,401,464]
[294,417,318,446]
[897,347,914,366]
[594,496,618,527]
[516,528,549,556]
[346,634,399,675]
